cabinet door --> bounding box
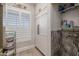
[36,11,51,56]
[0,4,3,48]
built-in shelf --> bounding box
[7,50,15,56]
[4,31,16,56]
[60,4,79,13]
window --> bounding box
[4,9,31,41]
[20,13,30,28]
[4,10,19,28]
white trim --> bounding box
[16,39,32,43]
[16,45,35,53]
[6,4,31,14]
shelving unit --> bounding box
[59,3,79,55]
[59,4,79,13]
[5,31,16,56]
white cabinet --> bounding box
[35,3,49,16]
[36,4,51,56]
[36,12,51,56]
[35,4,61,56]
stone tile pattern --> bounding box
[51,30,62,56]
[51,30,79,56]
[61,30,79,56]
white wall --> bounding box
[51,4,61,31]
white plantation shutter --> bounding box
[4,9,31,42]
[16,13,31,42]
[20,13,30,29]
[4,10,19,31]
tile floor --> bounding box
[16,48,43,56]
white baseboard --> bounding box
[16,45,35,53]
